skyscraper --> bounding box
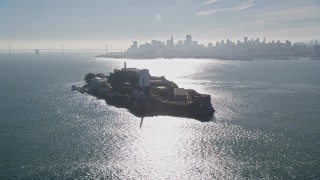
[132,41,138,48]
[185,35,192,47]
[166,34,174,48]
[244,37,248,44]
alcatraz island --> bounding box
[72,62,215,121]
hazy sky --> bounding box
[0,0,319,49]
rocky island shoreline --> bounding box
[72,63,215,121]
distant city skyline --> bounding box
[115,34,319,59]
[0,0,319,49]
[128,34,319,49]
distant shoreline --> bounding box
[96,54,319,61]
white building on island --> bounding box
[121,62,150,88]
[139,69,150,88]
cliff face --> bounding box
[73,70,215,121]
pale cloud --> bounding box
[231,0,254,11]
[176,0,197,6]
[193,0,221,8]
[195,0,254,16]
[252,24,320,41]
[245,5,320,25]
[199,23,320,43]
[163,0,197,11]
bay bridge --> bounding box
[0,44,124,55]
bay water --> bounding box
[0,52,319,179]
